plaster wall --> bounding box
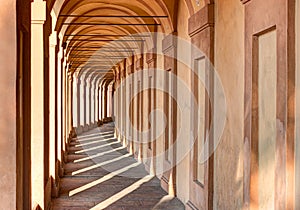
[258,30,277,209]
[0,0,17,209]
[214,0,244,209]
[295,0,300,208]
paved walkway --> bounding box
[51,123,185,210]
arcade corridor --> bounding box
[0,0,300,209]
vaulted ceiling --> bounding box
[48,0,179,82]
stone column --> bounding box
[161,34,177,196]
[68,72,75,138]
[72,75,78,129]
[94,79,99,126]
[114,69,121,139]
[80,78,86,129]
[31,1,46,208]
[98,85,102,124]
[76,78,81,134]
[90,81,95,127]
[134,56,144,159]
[145,48,156,175]
[49,31,59,197]
[83,79,88,131]
[111,83,115,121]
[104,85,108,119]
[108,83,113,117]
[85,79,91,130]
[120,64,125,145]
[99,84,103,122]
[62,60,68,162]
[101,83,105,121]
[56,40,63,176]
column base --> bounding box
[97,120,103,126]
[60,166,64,177]
[102,117,113,123]
[63,150,68,165]
[58,160,65,177]
[51,160,61,197]
[69,127,77,138]
[88,123,97,130]
[83,124,89,132]
[75,126,83,135]
[45,177,52,210]
[51,176,60,198]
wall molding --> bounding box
[188,4,214,37]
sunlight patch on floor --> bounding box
[71,153,132,175]
[74,146,126,163]
[75,141,119,154]
[76,137,115,147]
[152,195,175,209]
[68,162,141,196]
[90,175,154,210]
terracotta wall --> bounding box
[295,0,300,209]
[0,1,17,209]
[213,0,244,208]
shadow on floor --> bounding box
[51,123,185,210]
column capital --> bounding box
[50,31,57,47]
[146,48,157,64]
[188,4,214,38]
[67,71,73,80]
[162,33,177,54]
[31,1,46,24]
[86,81,91,88]
[77,78,81,85]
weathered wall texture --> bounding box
[295,0,300,209]
[176,0,191,203]
[213,0,244,209]
[0,0,17,209]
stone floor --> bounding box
[51,123,185,210]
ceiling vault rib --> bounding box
[69,49,134,52]
[67,39,145,42]
[62,23,160,26]
[64,35,151,40]
[59,15,168,18]
[70,47,139,49]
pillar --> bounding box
[76,78,82,134]
[80,78,86,129]
[68,72,75,138]
[90,80,95,127]
[98,85,102,124]
[108,83,113,117]
[85,79,90,129]
[31,1,46,208]
[56,39,63,176]
[104,85,108,119]
[49,31,59,197]
[161,34,177,196]
[56,35,63,175]
[95,79,99,125]
[62,61,68,158]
